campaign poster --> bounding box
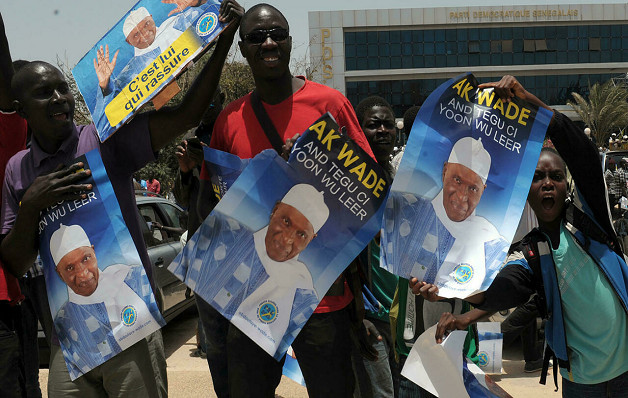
[72,0,227,142]
[381,73,551,298]
[202,146,250,201]
[38,149,165,380]
[170,113,388,359]
[476,322,503,375]
[402,326,509,398]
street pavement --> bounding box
[38,305,561,397]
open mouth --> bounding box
[51,112,69,121]
[541,196,555,210]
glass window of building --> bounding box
[468,41,480,53]
[502,40,513,53]
[535,39,548,51]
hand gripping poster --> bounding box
[170,113,388,359]
[381,73,551,298]
[38,149,165,380]
[72,0,227,142]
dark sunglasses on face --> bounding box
[244,28,289,44]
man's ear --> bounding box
[13,99,26,119]
[311,233,317,240]
[442,162,448,182]
[238,41,246,58]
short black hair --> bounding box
[540,146,566,173]
[403,105,420,136]
[354,96,393,125]
[12,60,29,73]
[239,3,289,39]
[11,61,59,102]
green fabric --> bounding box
[389,279,479,365]
[365,240,399,322]
[552,224,628,383]
[391,278,410,359]
[461,301,479,365]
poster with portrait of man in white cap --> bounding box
[38,150,165,380]
[72,0,228,141]
[170,113,389,359]
[381,73,552,298]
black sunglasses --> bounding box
[243,28,289,44]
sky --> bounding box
[2,0,626,69]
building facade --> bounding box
[308,4,628,118]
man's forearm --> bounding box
[149,27,236,151]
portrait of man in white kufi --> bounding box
[383,137,510,297]
[50,224,162,378]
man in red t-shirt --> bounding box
[196,4,375,398]
[146,178,161,195]
[0,14,28,398]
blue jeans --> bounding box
[363,339,394,397]
[562,371,628,398]
[361,319,399,398]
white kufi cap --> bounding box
[50,224,91,266]
[281,184,329,233]
[448,137,491,183]
[123,7,151,38]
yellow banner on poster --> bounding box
[105,28,201,126]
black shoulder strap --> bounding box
[521,231,570,391]
[519,230,548,319]
[250,90,284,154]
[565,200,619,254]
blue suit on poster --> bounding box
[54,265,162,379]
[382,190,509,297]
[171,213,319,359]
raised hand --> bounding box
[93,44,118,91]
[478,75,552,113]
[176,140,198,173]
[162,0,201,17]
[218,0,244,35]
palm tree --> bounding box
[567,79,628,146]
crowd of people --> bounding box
[0,2,627,398]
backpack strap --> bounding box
[518,230,548,319]
[249,90,284,154]
[540,344,559,391]
[565,199,619,253]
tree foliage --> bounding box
[219,58,255,103]
[567,79,628,145]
